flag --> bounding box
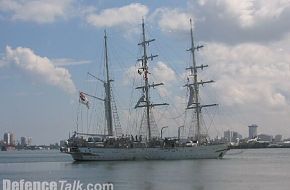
[79,92,89,109]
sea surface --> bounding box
[1,148,290,190]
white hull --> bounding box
[67,144,228,161]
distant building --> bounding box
[274,135,282,142]
[21,137,32,146]
[4,133,10,145]
[27,137,32,146]
[248,124,258,139]
[258,134,273,142]
[224,130,231,142]
[284,138,290,142]
[10,133,15,145]
[224,130,242,143]
[232,131,242,142]
[20,137,27,146]
[60,140,66,147]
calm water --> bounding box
[1,148,290,190]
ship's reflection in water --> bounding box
[1,149,290,190]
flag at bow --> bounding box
[79,92,89,109]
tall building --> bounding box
[248,124,258,139]
[20,137,32,146]
[27,137,32,146]
[224,130,242,142]
[232,132,242,141]
[224,130,231,142]
[4,132,10,145]
[20,137,27,146]
[10,133,15,145]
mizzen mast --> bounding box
[104,30,113,136]
[86,30,121,136]
[186,19,217,142]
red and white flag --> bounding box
[79,92,89,109]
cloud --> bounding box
[151,8,194,33]
[215,0,255,28]
[201,40,290,110]
[122,61,177,87]
[122,61,177,97]
[51,58,91,66]
[0,0,73,23]
[1,46,76,94]
[155,0,290,44]
[151,62,185,98]
[163,33,290,137]
[122,65,138,86]
[86,3,148,29]
[152,61,177,84]
[211,0,290,28]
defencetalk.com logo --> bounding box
[2,179,114,190]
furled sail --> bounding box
[135,95,145,108]
[103,82,112,131]
[187,86,194,108]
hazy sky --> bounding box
[1,0,290,144]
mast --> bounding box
[87,31,121,136]
[190,19,201,139]
[104,30,113,136]
[135,19,168,140]
[186,19,217,142]
[142,20,152,139]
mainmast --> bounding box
[186,19,217,142]
[104,30,113,136]
[135,19,168,140]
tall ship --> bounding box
[63,19,229,161]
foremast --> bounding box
[135,19,168,140]
[186,19,217,142]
